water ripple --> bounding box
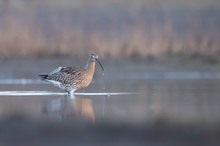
[0,91,138,96]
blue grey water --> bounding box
[0,71,220,125]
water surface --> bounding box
[0,72,220,125]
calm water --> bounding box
[0,72,220,125]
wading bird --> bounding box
[39,54,104,95]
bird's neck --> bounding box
[85,61,96,76]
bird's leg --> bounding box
[68,90,75,96]
[66,90,75,99]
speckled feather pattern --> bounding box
[48,67,84,85]
[45,62,95,92]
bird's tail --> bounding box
[39,74,49,80]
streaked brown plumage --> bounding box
[39,54,104,94]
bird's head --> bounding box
[89,54,104,71]
[90,54,98,62]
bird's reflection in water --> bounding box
[42,95,95,124]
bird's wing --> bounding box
[60,67,84,75]
[49,67,63,75]
[47,67,84,84]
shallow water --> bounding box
[0,73,220,125]
[1,61,220,145]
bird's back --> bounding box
[47,67,86,86]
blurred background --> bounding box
[0,0,220,146]
[0,0,219,61]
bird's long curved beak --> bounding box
[95,59,104,71]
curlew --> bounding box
[39,54,104,95]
